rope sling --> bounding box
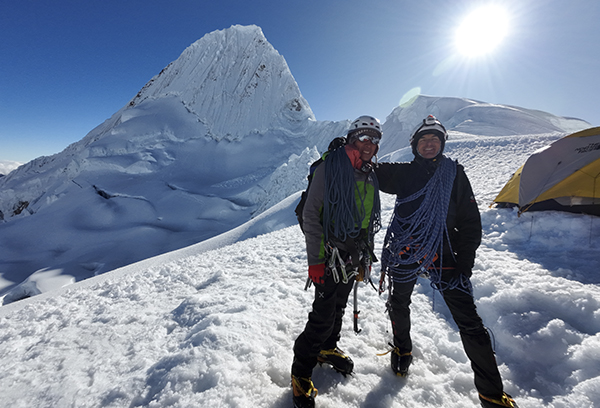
[380,156,472,295]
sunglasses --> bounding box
[356,134,381,145]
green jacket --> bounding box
[302,160,379,266]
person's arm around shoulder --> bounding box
[374,162,408,195]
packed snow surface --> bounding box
[1,133,599,408]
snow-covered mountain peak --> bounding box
[0,25,325,221]
[0,25,346,300]
[127,24,314,141]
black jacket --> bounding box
[375,156,481,273]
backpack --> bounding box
[295,137,347,233]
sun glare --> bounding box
[456,5,509,57]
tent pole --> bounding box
[592,173,599,246]
[589,215,594,248]
[529,214,534,241]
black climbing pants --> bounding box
[387,278,504,398]
[292,272,355,378]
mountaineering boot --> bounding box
[390,347,413,377]
[292,375,317,408]
[317,347,354,376]
[479,392,519,408]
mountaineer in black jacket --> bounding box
[375,115,518,408]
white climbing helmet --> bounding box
[409,115,448,158]
[409,115,447,145]
[348,115,382,137]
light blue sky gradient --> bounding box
[2,0,599,162]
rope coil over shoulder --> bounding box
[322,147,381,243]
[380,157,471,294]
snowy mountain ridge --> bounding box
[0,25,322,215]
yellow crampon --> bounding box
[479,392,517,407]
[376,343,409,358]
[291,376,318,399]
[317,348,344,360]
[376,346,396,357]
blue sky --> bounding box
[1,0,599,163]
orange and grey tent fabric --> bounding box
[494,126,600,216]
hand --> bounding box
[309,264,326,285]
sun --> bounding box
[456,5,509,57]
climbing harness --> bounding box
[326,243,357,284]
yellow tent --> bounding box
[494,126,600,216]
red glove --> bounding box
[309,264,326,285]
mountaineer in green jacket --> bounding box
[291,116,382,408]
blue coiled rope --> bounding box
[322,147,381,243]
[381,157,471,294]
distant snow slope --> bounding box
[380,95,589,155]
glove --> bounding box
[309,264,326,285]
